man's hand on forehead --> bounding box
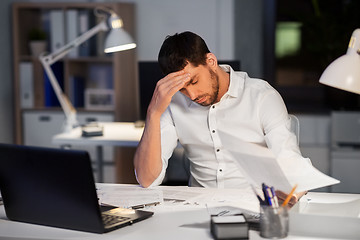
[164,70,191,82]
[147,70,191,117]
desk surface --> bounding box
[52,122,144,183]
[1,184,360,240]
[52,122,144,147]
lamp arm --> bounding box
[39,20,108,132]
[41,20,108,64]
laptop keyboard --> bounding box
[102,214,131,229]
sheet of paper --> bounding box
[95,184,262,213]
[96,184,163,208]
[158,185,260,213]
[219,132,340,193]
[207,206,244,216]
[159,186,205,201]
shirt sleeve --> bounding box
[258,87,311,166]
[148,107,179,187]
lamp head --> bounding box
[319,29,360,94]
[104,13,136,53]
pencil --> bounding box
[281,184,298,207]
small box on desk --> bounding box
[81,123,103,137]
[210,214,249,240]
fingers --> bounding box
[275,190,305,208]
[147,70,190,116]
[163,70,189,81]
[155,70,190,99]
[285,196,297,208]
[157,70,190,93]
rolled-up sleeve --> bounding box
[148,107,179,187]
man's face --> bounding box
[179,63,219,106]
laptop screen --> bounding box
[0,144,104,232]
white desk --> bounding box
[52,122,144,182]
[1,185,360,240]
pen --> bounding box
[131,201,160,209]
[262,183,269,205]
[262,183,275,206]
[265,187,275,207]
[216,210,230,216]
[270,186,279,208]
[281,184,298,207]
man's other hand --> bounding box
[275,190,307,208]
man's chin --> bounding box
[192,96,215,106]
[199,102,210,106]
[198,100,213,106]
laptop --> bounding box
[0,143,153,233]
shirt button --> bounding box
[212,130,215,133]
[219,169,223,172]
[212,105,215,109]
[216,149,220,152]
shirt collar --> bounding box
[219,64,242,98]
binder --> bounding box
[78,10,90,56]
[19,62,34,108]
[88,64,113,88]
[66,10,79,57]
[44,62,64,107]
[50,10,65,52]
[70,76,85,108]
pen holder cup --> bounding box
[260,205,289,239]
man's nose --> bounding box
[186,88,197,101]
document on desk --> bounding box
[96,184,163,208]
[220,132,340,193]
[158,185,260,213]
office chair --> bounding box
[289,114,300,145]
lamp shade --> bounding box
[319,29,360,94]
[104,14,136,53]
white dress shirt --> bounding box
[150,65,309,188]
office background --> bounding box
[0,0,265,143]
[0,0,359,192]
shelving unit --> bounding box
[12,2,139,142]
[12,2,139,183]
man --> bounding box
[134,31,308,205]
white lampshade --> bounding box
[319,29,360,94]
[104,14,136,53]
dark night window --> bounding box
[272,0,360,112]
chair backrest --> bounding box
[289,114,300,145]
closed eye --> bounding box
[181,76,198,89]
[179,73,198,92]
[190,75,199,85]
[190,79,198,85]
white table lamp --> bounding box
[39,8,136,132]
[319,29,360,94]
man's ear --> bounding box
[206,53,217,69]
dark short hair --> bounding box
[158,31,210,75]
